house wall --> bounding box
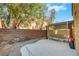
[17,20,48,30]
[73,3,79,55]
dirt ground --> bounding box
[0,39,38,56]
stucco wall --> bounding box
[73,3,79,55]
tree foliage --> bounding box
[0,3,48,29]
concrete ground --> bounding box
[21,39,77,56]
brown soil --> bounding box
[0,39,38,56]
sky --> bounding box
[45,3,72,23]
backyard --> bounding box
[0,3,78,56]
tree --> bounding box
[50,9,55,24]
[6,3,44,29]
[0,3,8,28]
[35,4,48,30]
[0,3,48,29]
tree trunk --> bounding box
[1,20,7,29]
[12,19,17,29]
[12,19,22,29]
[40,20,44,30]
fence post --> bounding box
[46,26,48,39]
